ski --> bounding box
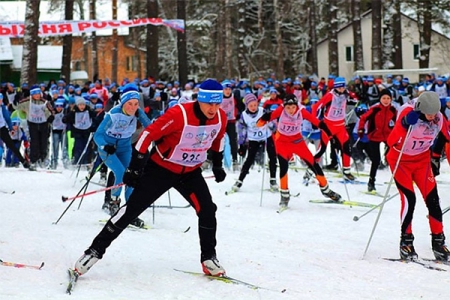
[421,258,450,266]
[225,189,237,196]
[99,219,150,230]
[0,189,15,194]
[66,268,80,294]
[174,269,285,292]
[277,206,289,214]
[337,180,370,185]
[152,204,191,209]
[334,172,370,178]
[360,191,390,198]
[383,258,447,272]
[309,199,376,208]
[0,259,44,270]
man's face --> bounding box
[198,102,221,119]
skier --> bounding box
[231,93,278,192]
[92,84,151,225]
[73,79,228,277]
[0,94,29,168]
[50,98,67,169]
[16,85,53,170]
[387,91,450,261]
[257,94,341,209]
[220,80,240,170]
[357,89,397,192]
[312,77,357,181]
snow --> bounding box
[1,157,450,299]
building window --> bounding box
[413,44,420,60]
[74,61,82,71]
[345,46,354,62]
[126,56,137,71]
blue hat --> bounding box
[95,103,104,109]
[75,87,81,93]
[30,86,41,95]
[168,99,178,109]
[51,84,57,89]
[140,79,149,85]
[81,93,90,100]
[55,99,65,107]
[269,88,277,94]
[445,97,450,103]
[310,97,319,103]
[174,81,180,85]
[121,83,139,94]
[328,75,335,79]
[89,83,95,89]
[68,96,76,104]
[39,83,46,88]
[366,76,374,82]
[222,80,232,88]
[197,79,223,104]
[274,80,280,85]
[121,91,140,104]
[281,80,288,84]
[293,81,301,85]
[11,117,20,124]
[89,93,98,99]
[311,81,318,87]
[333,77,346,88]
[402,78,409,83]
[22,82,28,88]
[386,74,393,79]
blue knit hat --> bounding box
[197,79,223,104]
[121,91,140,104]
[30,85,40,96]
[333,77,346,88]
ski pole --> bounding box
[335,149,352,202]
[353,193,399,221]
[363,126,412,259]
[259,146,266,207]
[62,183,124,202]
[53,177,93,225]
[77,159,106,210]
[70,132,94,181]
[352,137,360,148]
[443,206,450,216]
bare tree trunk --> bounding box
[371,0,382,70]
[147,0,159,79]
[75,0,90,76]
[237,0,247,79]
[90,0,99,81]
[21,0,40,85]
[308,1,318,75]
[111,0,118,83]
[213,3,225,80]
[382,0,394,69]
[352,0,364,71]
[417,0,432,68]
[257,0,264,36]
[224,0,233,78]
[392,0,403,69]
[328,0,339,76]
[130,2,142,80]
[177,0,188,84]
[273,0,285,78]
[61,0,74,82]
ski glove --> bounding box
[238,144,247,157]
[212,166,226,183]
[123,168,143,187]
[47,115,55,124]
[404,110,421,126]
[431,156,440,177]
[103,144,116,155]
[357,129,365,139]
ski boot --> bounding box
[302,168,314,186]
[22,160,30,169]
[130,217,145,228]
[368,178,376,193]
[201,254,226,277]
[231,180,242,192]
[28,163,37,171]
[320,184,342,201]
[279,189,290,208]
[432,233,450,261]
[269,178,279,191]
[232,160,240,172]
[109,196,121,216]
[324,163,338,171]
[399,233,418,261]
[342,167,356,181]
[74,248,101,275]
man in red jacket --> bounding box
[387,91,450,261]
[73,79,229,278]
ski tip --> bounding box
[61,196,68,202]
[39,262,45,269]
[353,216,359,222]
[11,191,15,194]
[281,288,287,293]
[184,226,191,233]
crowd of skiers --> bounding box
[1,71,450,278]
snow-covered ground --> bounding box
[1,157,450,299]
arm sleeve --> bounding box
[301,107,319,127]
[93,114,113,148]
[137,108,152,128]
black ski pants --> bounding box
[89,159,218,261]
[0,126,25,164]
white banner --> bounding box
[0,18,184,37]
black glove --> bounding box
[123,168,143,187]
[431,157,440,177]
[212,166,226,183]
[103,144,116,155]
[47,115,55,124]
[238,144,247,157]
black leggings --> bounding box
[238,137,277,181]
